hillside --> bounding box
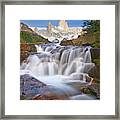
[20,23,50,44]
[60,34,99,48]
[60,20,100,48]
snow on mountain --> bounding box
[30,21,84,43]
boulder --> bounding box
[20,74,46,100]
[80,82,100,99]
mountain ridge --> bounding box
[20,23,50,44]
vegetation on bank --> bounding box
[20,31,50,44]
[82,20,100,48]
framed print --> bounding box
[0,0,119,119]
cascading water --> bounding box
[21,43,95,99]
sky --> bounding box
[20,20,84,28]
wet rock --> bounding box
[32,91,67,100]
[20,74,47,100]
[70,73,92,83]
[80,82,100,99]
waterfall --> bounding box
[60,50,69,65]
[21,44,95,99]
[21,44,94,78]
[35,45,43,53]
[84,47,92,63]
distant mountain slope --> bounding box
[20,22,35,33]
[20,23,50,44]
[60,34,99,48]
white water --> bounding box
[21,44,95,99]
